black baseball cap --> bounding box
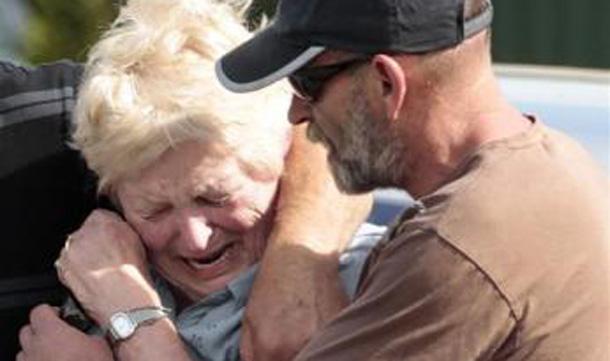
[216,0,493,93]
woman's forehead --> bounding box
[117,140,269,204]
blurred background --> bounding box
[0,2,607,358]
[0,0,609,69]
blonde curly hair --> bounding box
[72,0,290,194]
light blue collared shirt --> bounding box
[153,222,386,361]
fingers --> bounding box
[30,303,57,319]
[55,233,74,284]
[16,350,27,361]
[19,324,34,351]
[54,209,138,282]
[29,304,61,333]
[18,303,108,361]
[18,305,55,361]
[17,306,53,361]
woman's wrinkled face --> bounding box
[116,140,280,301]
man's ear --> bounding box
[371,54,407,121]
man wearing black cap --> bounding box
[217,0,610,360]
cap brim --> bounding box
[216,25,325,93]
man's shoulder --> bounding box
[383,122,609,346]
[413,122,606,249]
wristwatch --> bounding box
[106,306,171,343]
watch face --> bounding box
[111,312,136,339]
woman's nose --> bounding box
[178,213,215,252]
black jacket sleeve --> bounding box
[0,60,83,177]
[0,62,82,174]
[0,60,97,360]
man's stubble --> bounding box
[307,87,408,194]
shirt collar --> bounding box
[153,263,260,311]
[226,263,259,307]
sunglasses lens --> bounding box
[289,57,370,102]
[289,75,316,101]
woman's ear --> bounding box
[371,54,407,121]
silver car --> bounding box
[369,65,610,224]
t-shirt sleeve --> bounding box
[297,229,517,361]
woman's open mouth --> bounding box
[184,242,237,270]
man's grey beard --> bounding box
[308,89,408,194]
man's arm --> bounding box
[240,124,373,361]
[0,60,87,180]
[0,60,83,137]
[0,60,94,251]
[0,60,96,360]
[294,231,516,361]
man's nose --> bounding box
[178,212,214,252]
[288,95,313,125]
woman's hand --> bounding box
[16,304,113,361]
[55,209,162,326]
[48,210,195,361]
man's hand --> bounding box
[55,209,162,326]
[240,124,373,361]
[16,304,113,361]
[273,124,373,253]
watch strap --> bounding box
[129,306,171,325]
[106,306,171,343]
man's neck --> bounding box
[398,72,530,198]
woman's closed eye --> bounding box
[195,194,230,208]
[140,204,172,221]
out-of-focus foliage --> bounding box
[244,0,276,29]
[22,0,608,68]
[25,0,119,64]
[492,0,609,69]
[247,0,609,69]
[23,0,274,65]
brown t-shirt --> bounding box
[296,121,610,361]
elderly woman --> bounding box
[15,1,383,361]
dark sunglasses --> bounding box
[289,57,371,102]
